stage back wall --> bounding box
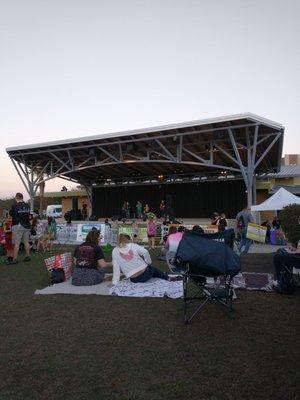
[92,180,246,218]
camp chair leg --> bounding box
[183,275,188,324]
[215,298,235,319]
[185,296,211,324]
[183,276,236,324]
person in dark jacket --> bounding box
[7,193,31,264]
[272,216,281,230]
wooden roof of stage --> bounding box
[6,113,284,199]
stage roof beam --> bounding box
[6,113,284,210]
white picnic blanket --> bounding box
[34,276,183,298]
[109,278,183,298]
[34,278,111,296]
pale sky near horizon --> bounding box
[0,0,299,199]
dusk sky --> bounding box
[1,0,299,199]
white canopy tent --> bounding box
[251,187,300,212]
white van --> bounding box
[46,205,63,218]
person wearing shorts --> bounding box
[7,193,31,264]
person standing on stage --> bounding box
[144,203,150,216]
[125,202,131,219]
[121,201,127,219]
[136,201,142,219]
[159,200,165,219]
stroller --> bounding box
[172,229,241,324]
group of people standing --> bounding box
[121,200,168,220]
[1,193,59,264]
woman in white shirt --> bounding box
[112,234,178,285]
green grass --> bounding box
[0,247,299,400]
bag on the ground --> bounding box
[44,253,73,280]
[277,271,296,295]
[50,268,65,285]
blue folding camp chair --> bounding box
[172,229,241,324]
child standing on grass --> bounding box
[3,214,13,263]
[42,217,57,252]
[147,214,157,250]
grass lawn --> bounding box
[0,246,299,400]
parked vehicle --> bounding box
[46,205,62,218]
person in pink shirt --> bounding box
[165,225,185,268]
[147,215,157,250]
[165,225,185,253]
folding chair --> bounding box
[172,230,241,324]
[289,253,300,286]
[278,253,300,294]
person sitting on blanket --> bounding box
[112,234,180,285]
[272,240,300,287]
[72,230,110,286]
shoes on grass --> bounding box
[23,256,31,262]
[5,259,19,265]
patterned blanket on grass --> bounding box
[206,272,274,292]
[110,278,183,298]
[109,272,274,298]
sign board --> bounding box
[76,223,105,243]
[246,223,267,243]
[56,223,78,244]
[118,224,148,243]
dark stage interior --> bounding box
[92,180,247,219]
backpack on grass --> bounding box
[277,271,296,295]
[50,268,65,285]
